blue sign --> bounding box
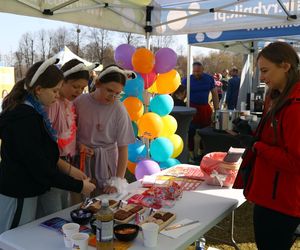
[188,25,300,45]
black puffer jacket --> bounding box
[0,104,82,198]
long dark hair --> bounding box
[61,59,89,81]
[97,65,126,86]
[257,41,300,119]
[2,61,63,112]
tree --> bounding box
[66,25,87,56]
[51,27,70,54]
[37,29,48,61]
[198,51,243,75]
[176,55,187,78]
[19,32,35,68]
[120,32,145,47]
[85,28,112,64]
[15,50,24,79]
[150,35,174,53]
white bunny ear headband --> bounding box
[25,56,60,90]
[63,62,100,77]
[98,66,137,81]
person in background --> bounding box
[171,84,187,106]
[0,89,8,113]
[244,41,300,250]
[74,65,135,195]
[222,69,230,82]
[226,67,240,109]
[213,73,223,101]
[0,58,95,234]
[36,59,98,218]
[182,62,219,162]
[220,69,230,109]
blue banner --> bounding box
[188,25,300,45]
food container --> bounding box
[70,208,93,225]
[200,152,241,188]
[114,224,140,242]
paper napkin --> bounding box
[160,218,201,239]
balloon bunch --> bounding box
[114,44,183,180]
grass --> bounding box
[203,202,300,250]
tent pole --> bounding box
[186,44,192,108]
[143,5,154,159]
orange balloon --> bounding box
[127,160,137,175]
[132,48,155,74]
[138,112,163,139]
[156,70,181,94]
[123,97,144,121]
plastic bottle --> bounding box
[195,237,206,250]
[96,199,114,250]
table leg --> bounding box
[205,210,240,250]
[230,210,240,250]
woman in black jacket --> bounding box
[0,57,95,234]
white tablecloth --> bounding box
[0,165,245,250]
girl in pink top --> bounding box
[74,65,136,194]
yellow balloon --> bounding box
[160,115,177,137]
[147,81,158,94]
[132,48,155,74]
[123,97,144,121]
[168,134,184,158]
[127,160,137,175]
[156,70,181,94]
[138,112,163,139]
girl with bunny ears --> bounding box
[36,59,99,217]
[74,65,135,195]
[0,58,95,233]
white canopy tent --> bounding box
[55,46,103,71]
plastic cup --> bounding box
[142,222,159,248]
[71,233,89,250]
[62,223,80,248]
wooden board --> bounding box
[139,211,176,231]
[114,204,146,224]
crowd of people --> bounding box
[0,41,299,250]
[175,62,241,162]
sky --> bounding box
[0,12,212,57]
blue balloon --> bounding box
[128,139,147,163]
[149,94,174,116]
[159,158,181,170]
[132,121,138,137]
[124,73,144,97]
[150,137,173,162]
